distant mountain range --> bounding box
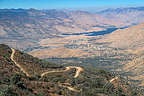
[98,7,144,13]
[98,7,144,27]
[1,7,144,51]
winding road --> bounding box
[110,77,119,83]
[58,83,80,92]
[41,66,83,78]
[10,48,83,92]
[11,48,120,93]
[11,48,31,77]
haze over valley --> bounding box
[1,0,144,95]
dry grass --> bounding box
[29,47,89,58]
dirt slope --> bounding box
[97,23,144,49]
[29,47,88,58]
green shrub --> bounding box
[10,74,21,84]
[36,92,45,96]
[0,86,18,96]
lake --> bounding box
[62,28,118,36]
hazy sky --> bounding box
[0,0,144,10]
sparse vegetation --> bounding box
[0,44,143,96]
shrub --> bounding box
[10,74,21,84]
[0,86,18,96]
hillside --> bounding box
[29,47,89,58]
[94,22,144,88]
[0,44,142,96]
[97,23,144,50]
[123,52,144,88]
